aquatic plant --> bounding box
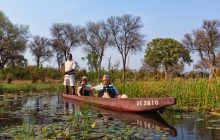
[115,79,220,111]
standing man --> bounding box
[63,53,79,95]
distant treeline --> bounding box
[0,66,212,84]
[1,10,220,81]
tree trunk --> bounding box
[98,62,101,80]
[164,67,168,80]
[37,58,40,68]
[209,64,214,80]
[122,58,126,82]
[0,63,4,69]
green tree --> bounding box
[6,55,28,68]
[144,45,161,74]
[82,52,98,72]
[183,20,220,79]
[0,10,29,69]
[145,38,192,79]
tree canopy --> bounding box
[80,21,109,78]
[145,38,192,78]
[29,36,53,67]
[50,23,82,62]
[107,14,144,81]
[182,20,220,79]
[0,10,29,69]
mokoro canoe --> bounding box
[62,93,176,112]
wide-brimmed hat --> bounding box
[81,76,87,81]
[102,75,110,81]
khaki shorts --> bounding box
[63,75,75,87]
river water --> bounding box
[0,93,220,140]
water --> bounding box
[0,93,220,139]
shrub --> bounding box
[6,73,13,84]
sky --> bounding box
[0,0,220,71]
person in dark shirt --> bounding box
[77,76,91,96]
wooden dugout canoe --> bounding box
[62,93,176,112]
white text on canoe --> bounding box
[137,100,159,106]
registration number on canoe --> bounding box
[137,100,159,106]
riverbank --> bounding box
[0,80,63,94]
[1,79,220,112]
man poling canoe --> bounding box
[63,53,79,95]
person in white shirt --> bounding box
[63,53,79,95]
[92,75,118,98]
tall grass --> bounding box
[115,79,220,111]
[0,82,63,93]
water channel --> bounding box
[0,93,220,139]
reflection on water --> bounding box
[160,110,220,140]
[65,98,177,137]
[0,93,220,139]
[98,109,177,137]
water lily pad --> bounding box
[212,124,220,127]
[160,136,168,140]
[89,132,105,138]
[196,118,204,122]
[208,119,218,123]
[182,115,192,119]
[144,136,154,140]
[174,114,181,119]
[207,126,215,130]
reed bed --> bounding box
[0,82,63,93]
[115,79,220,111]
[1,78,220,111]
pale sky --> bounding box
[0,0,220,71]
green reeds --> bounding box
[0,83,63,93]
[115,79,220,111]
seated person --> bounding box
[92,75,118,98]
[77,76,91,96]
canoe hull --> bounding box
[63,93,176,112]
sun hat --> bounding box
[81,76,87,80]
[102,75,110,81]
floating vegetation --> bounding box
[196,118,204,122]
[0,93,179,140]
[2,93,220,139]
[208,119,218,123]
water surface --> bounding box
[0,93,220,139]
